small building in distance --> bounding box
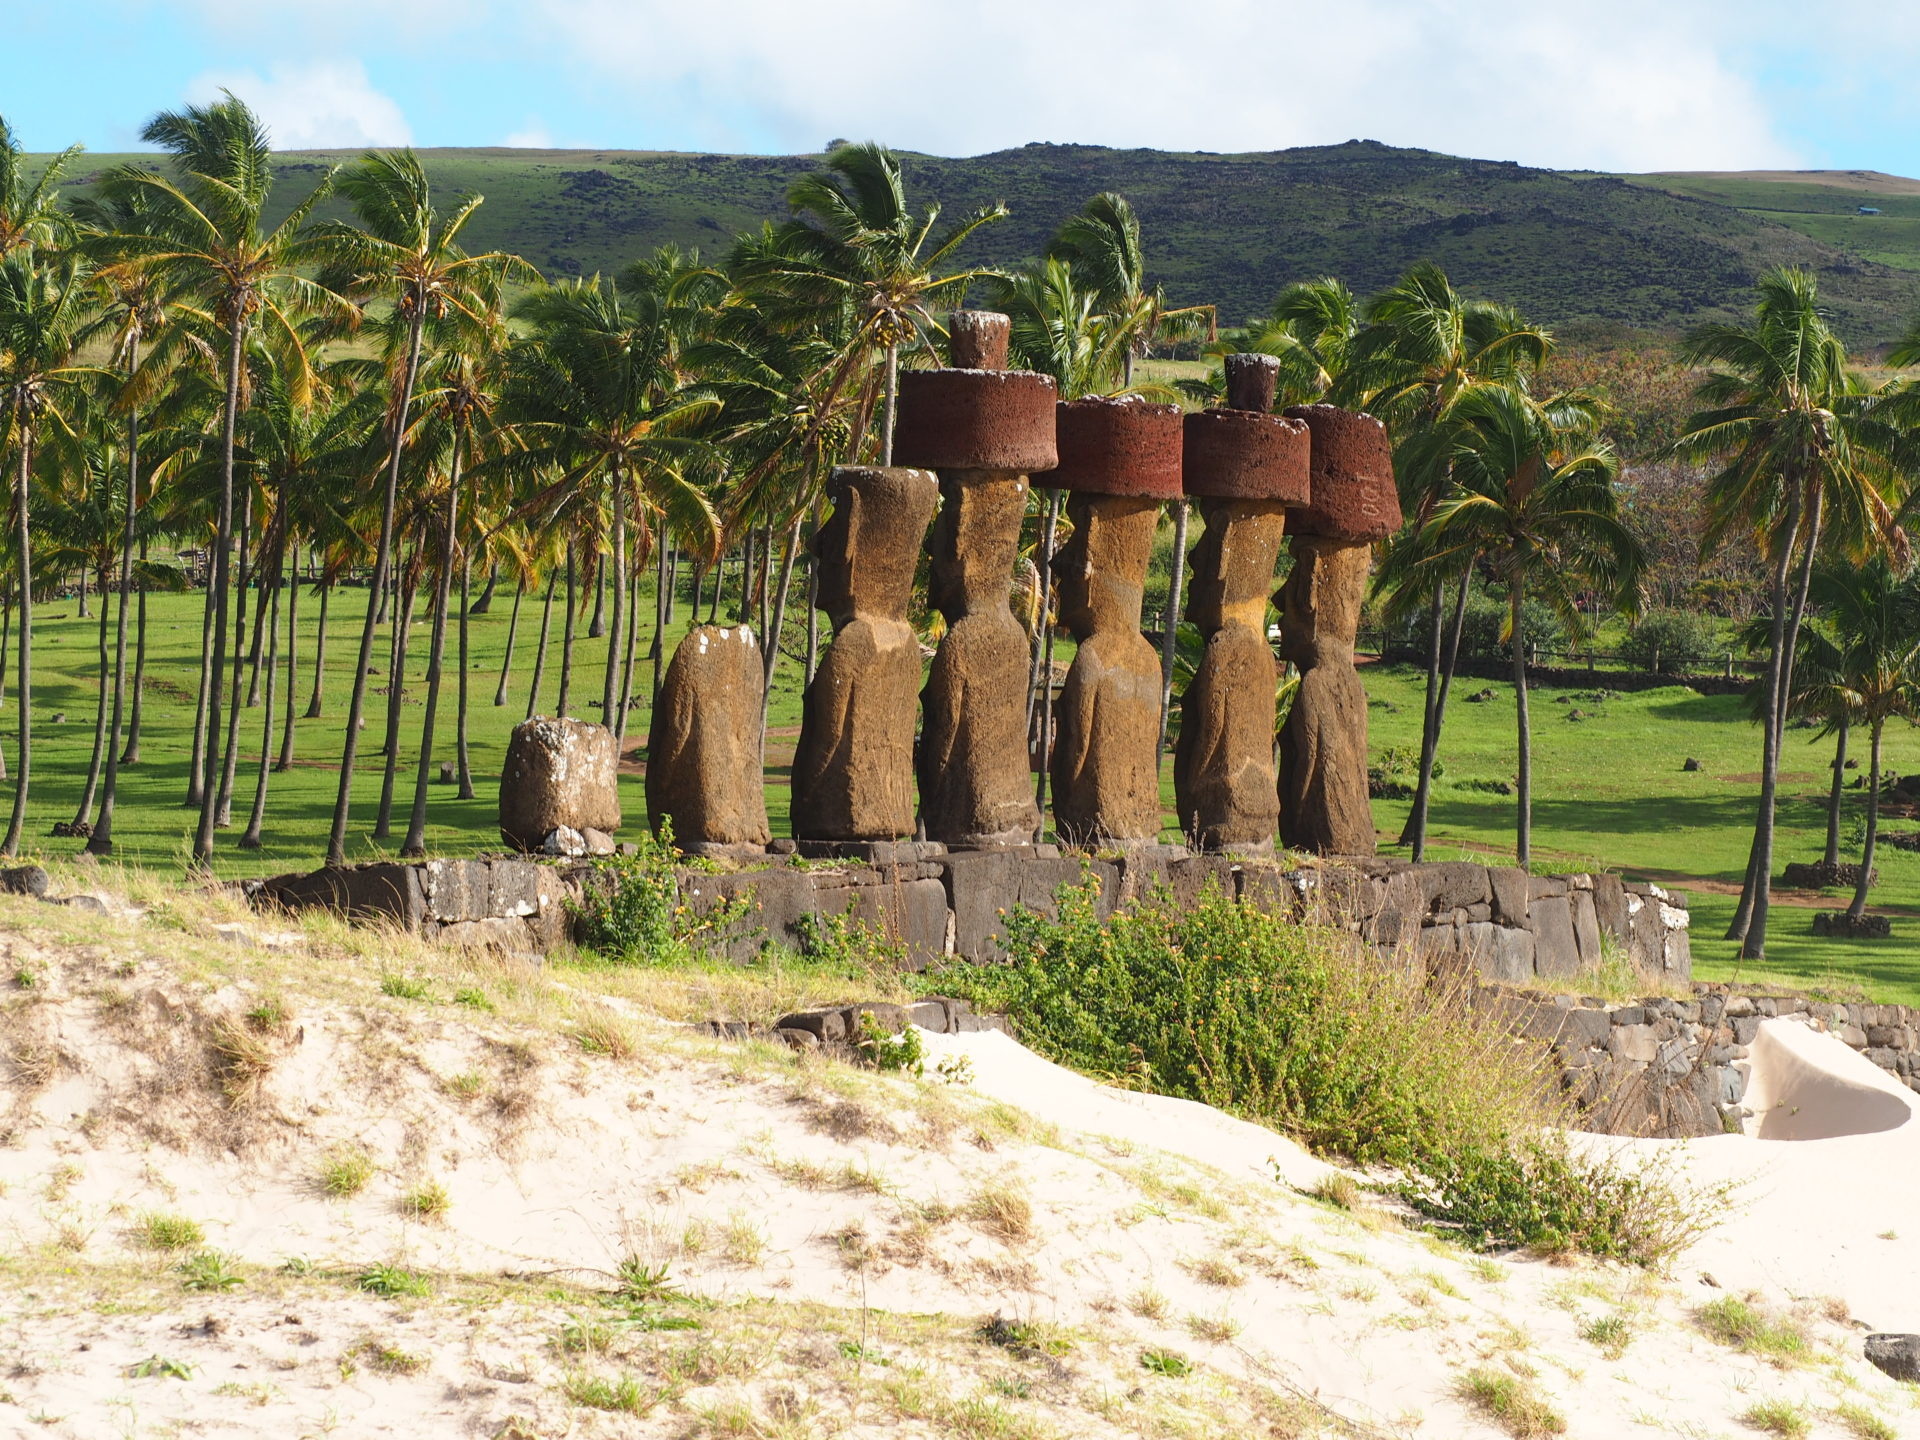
[1858,205,1884,215]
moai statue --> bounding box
[645,623,770,856]
[789,464,940,845]
[1174,355,1311,852]
[894,312,1056,848]
[1276,404,1402,855]
[1041,397,1185,847]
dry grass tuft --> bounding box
[573,1007,639,1061]
[965,1180,1035,1247]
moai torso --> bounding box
[789,466,939,841]
[1276,404,1403,856]
[645,623,770,852]
[1037,396,1185,847]
[1174,355,1311,852]
[895,312,1055,848]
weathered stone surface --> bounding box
[949,309,1010,370]
[499,716,620,852]
[1280,404,1403,542]
[1277,535,1376,855]
[0,864,49,897]
[1489,866,1530,927]
[1175,497,1288,851]
[1866,1335,1920,1383]
[1571,888,1604,967]
[920,470,1042,848]
[791,466,939,841]
[1041,397,1184,499]
[1591,871,1629,939]
[1181,409,1312,501]
[1223,352,1281,413]
[646,624,770,850]
[542,826,587,857]
[1421,861,1492,913]
[1813,911,1894,939]
[256,862,426,928]
[894,370,1057,474]
[1530,893,1580,981]
[1462,920,1535,984]
[941,850,1099,961]
[1050,492,1165,845]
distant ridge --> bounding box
[45,141,1920,342]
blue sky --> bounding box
[6,0,1918,176]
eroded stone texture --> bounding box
[790,465,939,841]
[893,370,1057,474]
[920,471,1043,847]
[1281,404,1402,542]
[646,623,770,852]
[1175,497,1288,851]
[1043,397,1184,498]
[1050,492,1165,845]
[1276,536,1376,854]
[499,716,621,851]
[949,309,1011,370]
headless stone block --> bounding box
[790,465,939,841]
[646,623,770,851]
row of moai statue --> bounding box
[645,312,1401,860]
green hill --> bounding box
[45,141,1920,343]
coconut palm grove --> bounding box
[6,97,1920,994]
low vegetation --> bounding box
[1457,1367,1569,1437]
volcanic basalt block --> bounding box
[499,716,621,852]
[1282,404,1403,541]
[1041,397,1184,498]
[646,623,770,853]
[894,370,1058,475]
[1049,491,1164,845]
[790,465,940,842]
[1181,408,1312,501]
[1277,536,1376,855]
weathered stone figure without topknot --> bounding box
[645,623,770,855]
[789,465,940,843]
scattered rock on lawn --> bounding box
[1812,912,1893,939]
[541,826,587,858]
[1682,757,1702,772]
[1865,1334,1920,1383]
[0,865,49,897]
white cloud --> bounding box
[186,60,411,150]
[521,0,1799,171]
[502,123,555,149]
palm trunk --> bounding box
[372,570,418,841]
[470,561,497,614]
[455,546,475,800]
[402,422,465,858]
[556,542,578,719]
[185,558,216,806]
[1741,487,1823,961]
[1402,582,1446,855]
[89,376,143,856]
[239,534,283,849]
[526,571,556,719]
[1847,718,1884,921]
[761,518,803,734]
[275,561,298,772]
[1157,499,1188,758]
[214,502,254,827]
[1403,566,1474,858]
[804,508,821,685]
[71,565,113,830]
[305,580,330,718]
[1822,716,1850,872]
[76,568,87,619]
[1511,583,1532,869]
[122,540,147,764]
[494,576,524,707]
[616,554,641,745]
[880,341,899,466]
[587,549,607,639]
[600,478,626,725]
[1725,490,1803,943]
[663,547,678,627]
[326,308,425,867]
[193,315,248,867]
[650,541,669,702]
[1,432,34,858]
[0,596,10,781]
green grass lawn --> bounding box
[14,567,1918,1002]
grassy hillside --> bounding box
[1627,170,1920,295]
[44,141,1920,342]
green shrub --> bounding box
[794,909,908,970]
[942,881,1711,1264]
[855,1012,924,1074]
[1619,609,1719,673]
[571,822,741,964]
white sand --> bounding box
[0,924,1915,1438]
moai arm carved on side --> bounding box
[1276,404,1402,855]
[1174,354,1311,853]
[1039,397,1185,847]
[789,466,940,842]
[894,311,1056,848]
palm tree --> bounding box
[1341,263,1552,862]
[0,117,79,258]
[1416,385,1644,866]
[0,250,98,855]
[317,147,529,866]
[744,142,1006,464]
[1799,557,1920,923]
[101,95,344,868]
[1673,268,1900,958]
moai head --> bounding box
[927,472,1029,621]
[811,466,940,628]
[1185,498,1288,633]
[1055,492,1162,637]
